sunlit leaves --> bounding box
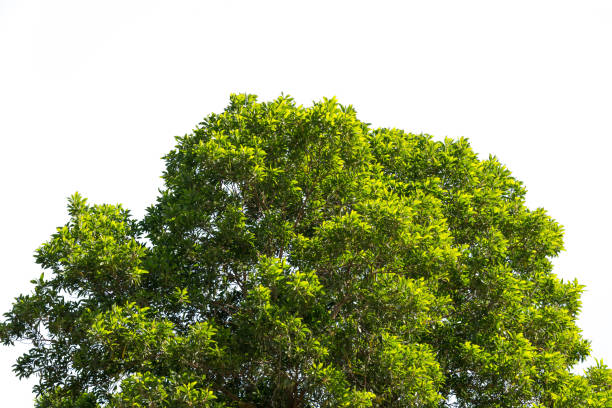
[2,94,611,407]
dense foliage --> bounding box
[2,94,611,407]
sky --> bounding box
[1,0,611,405]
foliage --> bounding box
[2,94,610,407]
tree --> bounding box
[2,94,611,407]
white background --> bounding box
[1,1,610,405]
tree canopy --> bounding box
[2,94,611,407]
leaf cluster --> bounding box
[2,94,610,407]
